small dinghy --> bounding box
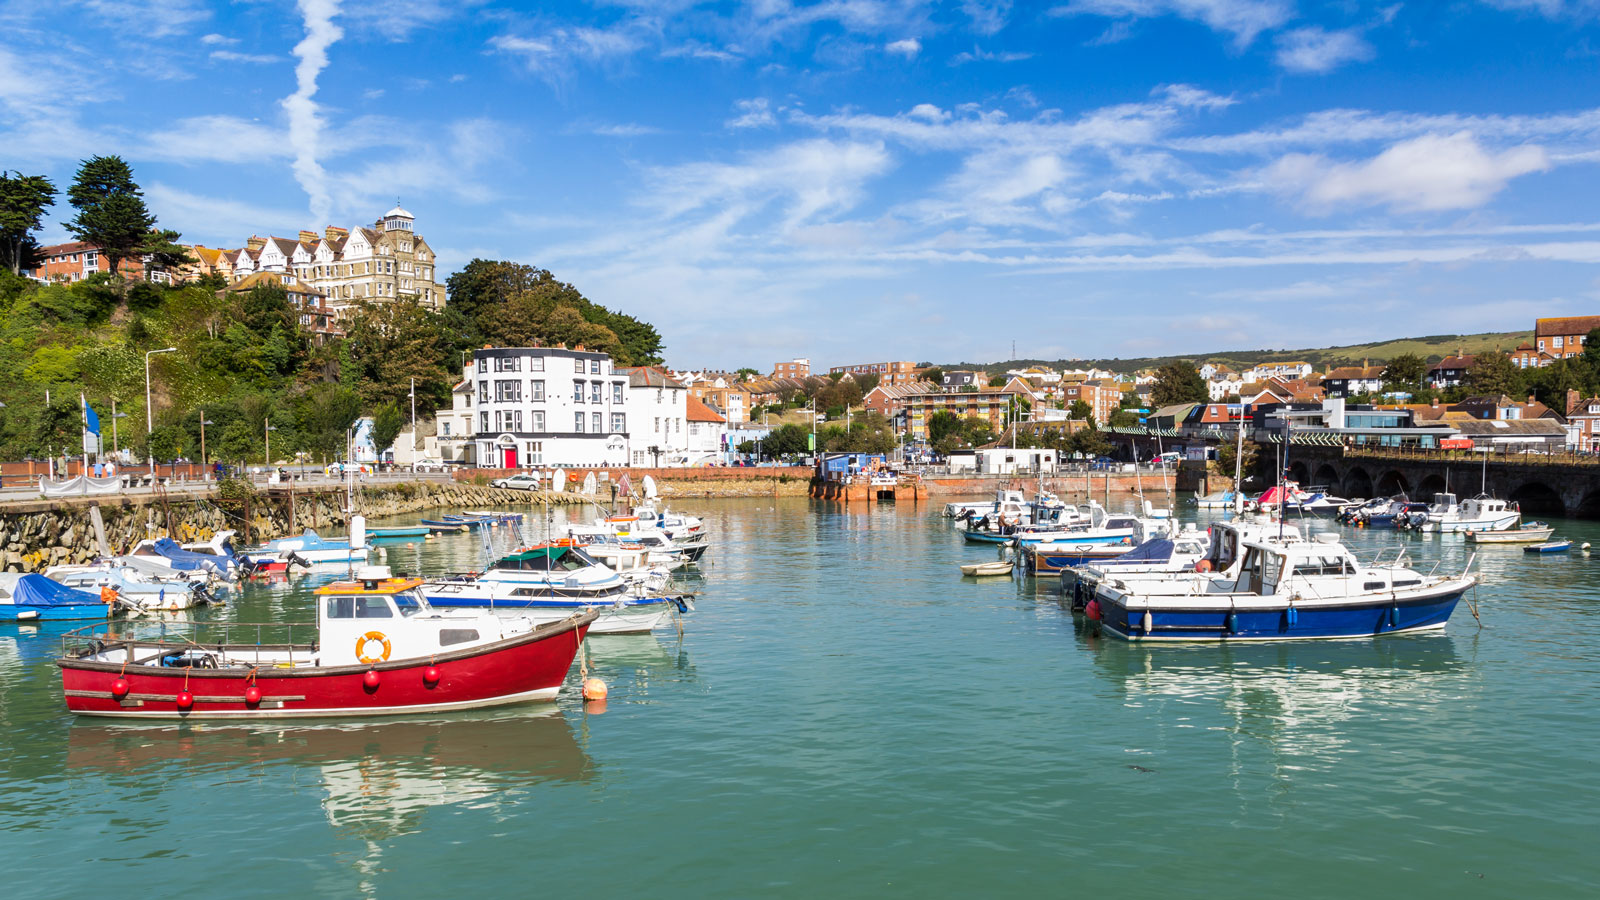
[1524,540,1572,554]
[1467,524,1554,544]
[960,561,1014,577]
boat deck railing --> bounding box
[62,620,320,658]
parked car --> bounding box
[492,473,541,490]
[412,458,447,472]
[1151,452,1182,467]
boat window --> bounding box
[1393,579,1421,587]
[355,596,393,618]
[440,629,479,646]
[324,596,354,619]
[1363,581,1386,591]
[393,591,426,617]
[1293,556,1354,576]
[1262,552,1283,594]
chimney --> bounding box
[325,226,349,241]
[246,235,266,251]
[298,229,318,243]
[1528,394,1537,405]
[1568,389,1580,415]
[1431,396,1440,409]
[575,344,586,352]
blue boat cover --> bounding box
[13,574,102,606]
[1100,539,1176,564]
[150,537,227,571]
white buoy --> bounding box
[1141,610,1154,634]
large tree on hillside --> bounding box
[64,156,157,284]
[0,171,57,275]
[1465,351,1521,398]
[1151,361,1207,406]
[1383,352,1427,386]
[447,259,664,364]
[342,299,453,411]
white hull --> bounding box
[484,604,675,635]
[1421,512,1521,533]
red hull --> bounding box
[58,614,594,719]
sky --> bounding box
[4,1,1600,369]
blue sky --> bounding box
[4,1,1600,369]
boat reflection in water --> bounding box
[66,707,594,838]
[1081,628,1472,788]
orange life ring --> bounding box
[355,631,392,664]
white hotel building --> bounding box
[467,346,691,468]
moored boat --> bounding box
[1415,494,1521,533]
[960,561,1014,577]
[56,566,596,719]
[1525,540,1572,554]
[1466,524,1554,544]
[0,573,111,621]
[1087,532,1475,641]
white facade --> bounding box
[1208,373,1244,401]
[1244,362,1312,382]
[465,347,692,468]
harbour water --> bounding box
[2,498,1597,897]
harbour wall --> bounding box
[456,467,815,498]
[0,482,586,574]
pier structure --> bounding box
[809,472,927,505]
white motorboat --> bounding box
[1416,494,1521,533]
[46,562,219,611]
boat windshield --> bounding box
[393,590,427,617]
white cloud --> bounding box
[886,37,922,57]
[210,50,282,65]
[1048,0,1294,46]
[951,46,1034,64]
[77,0,211,39]
[283,0,343,223]
[138,115,286,163]
[1481,0,1600,18]
[962,0,1014,35]
[200,33,237,46]
[727,98,777,129]
[490,24,646,74]
[1262,132,1552,213]
[1274,26,1375,74]
[591,122,664,137]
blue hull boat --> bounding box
[1525,540,1572,554]
[0,573,110,621]
[962,530,1014,545]
[1098,589,1467,641]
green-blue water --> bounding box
[2,498,1597,898]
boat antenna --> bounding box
[1233,411,1245,516]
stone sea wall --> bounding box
[0,482,588,573]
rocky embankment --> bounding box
[0,482,587,573]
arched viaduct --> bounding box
[1286,447,1600,519]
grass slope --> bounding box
[944,330,1533,375]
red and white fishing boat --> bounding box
[56,566,596,719]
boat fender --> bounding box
[1195,560,1213,573]
[671,597,688,613]
[111,677,130,699]
[583,677,608,700]
[423,665,441,687]
[175,690,194,711]
[1287,606,1298,626]
[1225,612,1238,634]
[1388,606,1400,628]
[363,669,381,690]
[1141,610,1154,634]
[244,684,262,706]
[355,631,392,664]
[1085,598,1102,621]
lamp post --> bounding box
[264,418,278,467]
[110,399,128,459]
[200,414,214,472]
[144,347,177,467]
[409,377,416,466]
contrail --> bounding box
[284,0,342,223]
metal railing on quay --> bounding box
[1340,446,1600,467]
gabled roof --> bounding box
[1325,365,1385,380]
[1429,355,1476,371]
[622,366,685,389]
[1454,418,1567,436]
[222,271,327,297]
[685,396,725,423]
[1535,316,1600,337]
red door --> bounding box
[503,447,518,468]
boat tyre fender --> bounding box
[356,631,392,664]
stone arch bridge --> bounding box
[1284,447,1600,519]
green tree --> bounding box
[920,367,943,385]
[1107,408,1140,428]
[961,415,994,447]
[1151,361,1207,406]
[342,299,453,411]
[64,156,158,286]
[1526,358,1586,412]
[855,373,880,394]
[1065,426,1111,459]
[291,382,362,461]
[370,402,404,456]
[1465,351,1522,398]
[147,424,184,461]
[1068,399,1093,421]
[1216,438,1259,483]
[927,409,961,444]
[988,375,1006,387]
[1382,352,1427,386]
[0,171,57,275]
[735,367,759,380]
[447,259,663,364]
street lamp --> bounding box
[265,418,278,467]
[409,377,417,465]
[110,398,128,459]
[144,347,177,466]
[200,413,214,471]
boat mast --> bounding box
[1278,418,1289,541]
[1233,411,1245,515]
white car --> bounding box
[411,459,447,472]
[492,473,541,490]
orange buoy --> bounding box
[582,677,608,700]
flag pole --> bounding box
[80,393,90,476]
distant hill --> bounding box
[942,331,1533,376]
